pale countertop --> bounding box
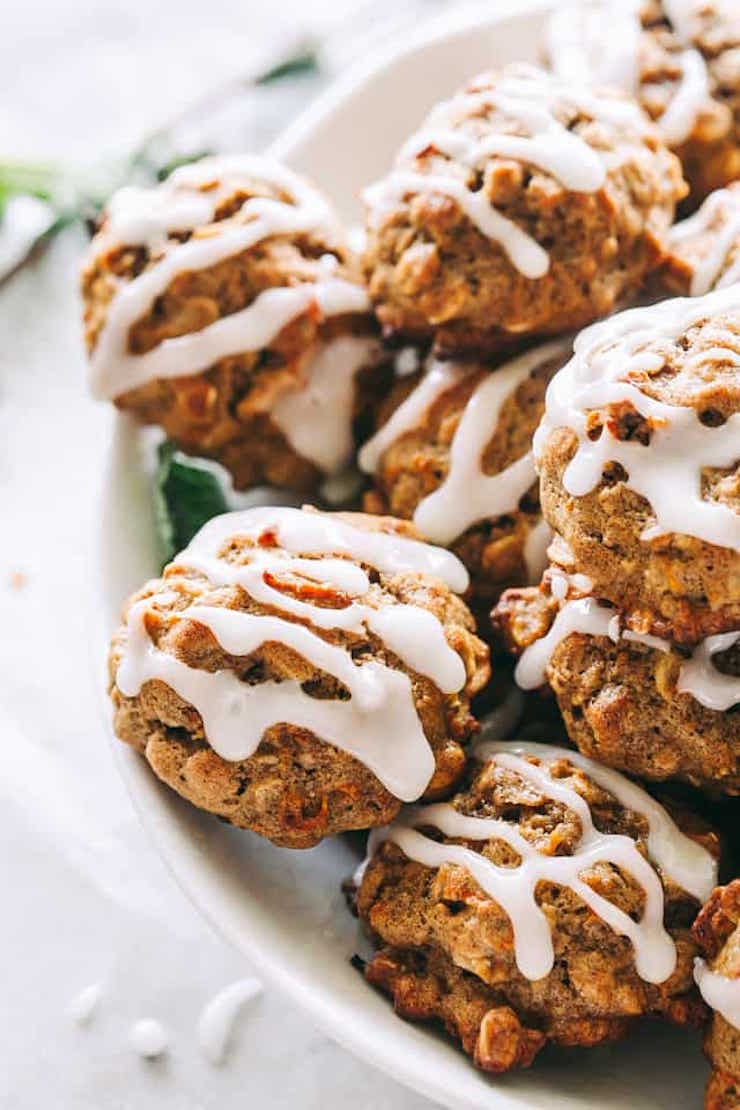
[0,1,443,1106]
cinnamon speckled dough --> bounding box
[537,306,740,645]
[82,162,386,491]
[362,344,568,607]
[353,750,714,1072]
[693,882,740,1110]
[108,512,490,848]
[658,183,740,295]
[362,65,685,356]
[492,578,740,794]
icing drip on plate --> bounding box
[88,156,370,402]
[364,740,716,982]
[116,507,470,802]
[365,65,645,280]
[360,341,567,547]
[670,186,740,295]
[515,596,739,712]
[694,958,740,1030]
[533,285,740,550]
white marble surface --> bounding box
[0,2,441,1106]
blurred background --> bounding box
[0,2,464,1107]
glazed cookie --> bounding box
[359,340,569,606]
[83,155,386,491]
[362,63,685,355]
[535,285,740,644]
[108,506,490,847]
[492,573,740,793]
[660,183,740,295]
[353,740,718,1072]
[693,882,740,1109]
[545,0,740,207]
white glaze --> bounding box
[659,49,709,145]
[66,982,103,1026]
[533,286,740,550]
[197,977,263,1065]
[271,334,378,475]
[129,1018,169,1058]
[358,358,470,475]
[523,518,553,585]
[116,507,470,802]
[366,741,716,982]
[365,65,644,279]
[671,187,740,295]
[89,156,370,402]
[694,957,740,1030]
[678,631,740,710]
[361,340,567,547]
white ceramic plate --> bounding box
[96,6,709,1106]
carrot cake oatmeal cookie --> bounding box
[83,155,385,491]
[362,63,685,355]
[492,571,740,793]
[534,285,740,644]
[659,183,740,295]
[693,881,740,1109]
[545,0,740,207]
[108,506,490,847]
[352,740,718,1072]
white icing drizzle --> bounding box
[365,740,716,982]
[197,978,263,1065]
[533,286,740,550]
[116,507,470,802]
[545,0,710,147]
[361,341,567,547]
[659,48,710,145]
[670,187,740,295]
[365,65,644,280]
[523,518,553,585]
[271,334,378,475]
[129,1018,169,1059]
[66,982,103,1026]
[89,156,370,401]
[358,358,469,475]
[678,631,740,710]
[694,958,740,1030]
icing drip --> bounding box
[66,982,103,1026]
[678,631,740,710]
[365,65,644,279]
[533,286,740,550]
[658,48,709,145]
[89,156,370,401]
[358,359,469,475]
[545,1,711,147]
[116,508,470,801]
[694,958,740,1030]
[365,741,716,982]
[197,978,263,1065]
[523,518,552,585]
[361,341,567,547]
[272,334,379,475]
[671,187,740,295]
[129,1019,169,1058]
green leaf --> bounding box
[256,50,319,85]
[154,441,230,566]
